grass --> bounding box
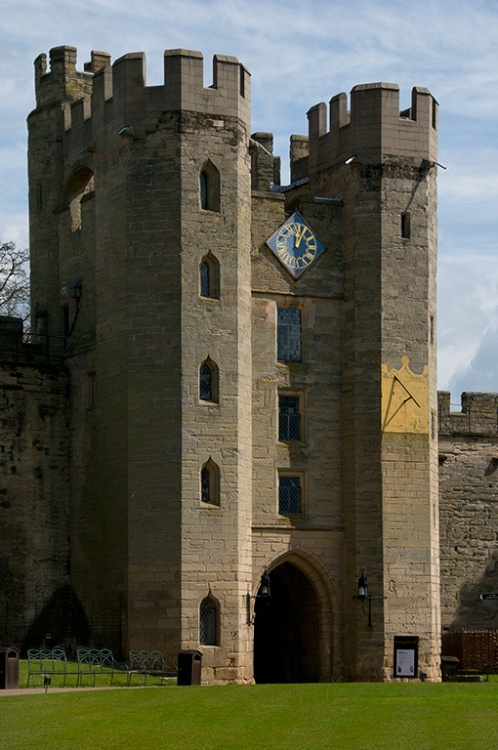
[17,658,167,690]
[1,669,498,750]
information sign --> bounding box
[393,636,419,679]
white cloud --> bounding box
[1,0,497,392]
[438,249,498,391]
[448,323,498,395]
[0,212,29,249]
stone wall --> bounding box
[439,392,498,629]
[0,360,69,642]
[6,43,495,682]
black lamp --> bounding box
[247,570,272,625]
[354,570,374,628]
[357,571,368,599]
[259,570,271,599]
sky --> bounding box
[1,0,497,400]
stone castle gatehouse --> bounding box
[0,46,496,682]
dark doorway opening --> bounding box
[254,561,320,683]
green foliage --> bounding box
[3,675,498,750]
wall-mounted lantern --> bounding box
[357,571,368,600]
[354,570,384,628]
[246,570,271,625]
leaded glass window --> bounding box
[279,475,302,515]
[199,255,220,299]
[279,395,301,441]
[201,466,211,503]
[200,597,217,645]
[277,308,301,362]
[200,459,220,506]
[200,171,208,210]
[200,261,210,297]
[200,362,212,401]
[199,358,219,403]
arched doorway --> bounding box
[254,561,321,683]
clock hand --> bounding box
[294,225,305,248]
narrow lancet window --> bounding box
[199,254,220,299]
[200,596,218,645]
[199,358,219,402]
[199,161,220,212]
[200,458,220,506]
[200,171,209,210]
[401,212,411,239]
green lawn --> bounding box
[16,657,166,690]
[1,679,497,750]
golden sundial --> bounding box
[381,356,429,434]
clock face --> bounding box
[266,212,326,279]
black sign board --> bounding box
[480,593,498,600]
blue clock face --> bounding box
[266,212,325,279]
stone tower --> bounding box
[21,46,442,682]
[28,47,253,681]
[301,84,441,678]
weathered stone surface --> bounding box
[2,47,493,685]
[439,393,498,631]
[0,364,69,640]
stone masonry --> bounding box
[0,358,69,639]
[439,393,498,631]
[0,46,496,683]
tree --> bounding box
[0,241,30,321]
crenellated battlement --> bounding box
[439,391,498,436]
[291,82,438,179]
[34,47,98,108]
[33,46,251,135]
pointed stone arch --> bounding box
[65,165,94,232]
[199,159,220,212]
[253,549,339,682]
[199,252,220,299]
[199,356,219,403]
[200,457,220,506]
[199,593,219,645]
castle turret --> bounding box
[28,47,253,681]
[301,83,440,679]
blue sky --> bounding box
[1,0,497,399]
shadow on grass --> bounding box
[18,659,175,690]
